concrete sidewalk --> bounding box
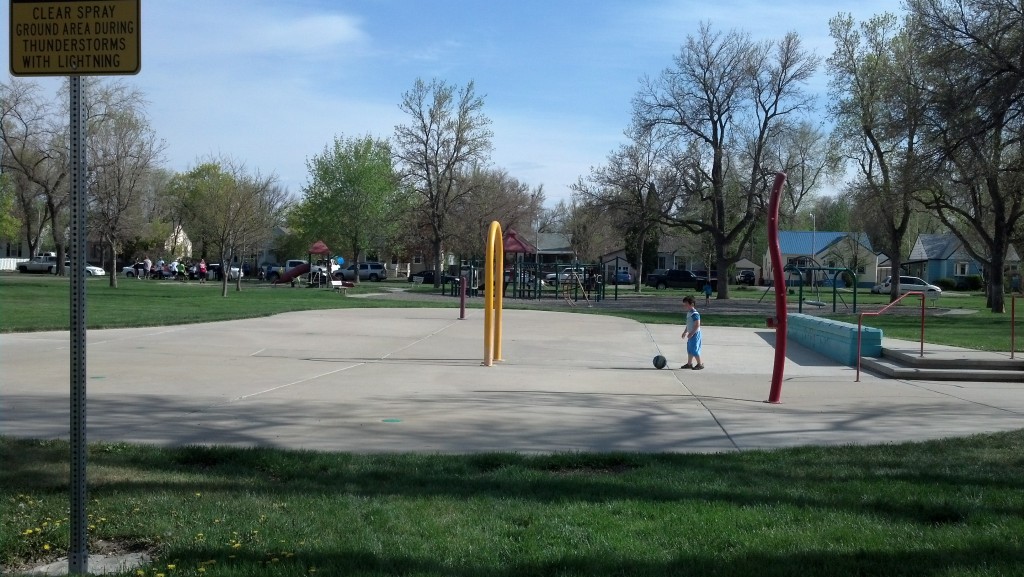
[2,308,1022,453]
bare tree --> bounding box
[173,160,282,295]
[572,122,681,290]
[394,78,493,286]
[446,167,544,260]
[635,24,821,298]
[0,78,68,263]
[88,106,164,287]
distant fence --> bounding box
[0,258,22,272]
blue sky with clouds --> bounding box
[3,0,899,207]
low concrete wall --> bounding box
[788,313,882,366]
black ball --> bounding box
[653,355,667,369]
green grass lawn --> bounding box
[1,275,1019,351]
[0,275,450,332]
[4,433,1024,576]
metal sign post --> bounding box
[10,2,141,574]
[68,74,88,576]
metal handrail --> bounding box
[856,291,926,382]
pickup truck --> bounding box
[645,269,700,289]
[16,254,59,274]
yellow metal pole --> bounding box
[483,225,494,366]
[482,221,504,366]
[494,223,504,362]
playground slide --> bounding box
[274,263,310,284]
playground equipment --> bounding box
[783,263,859,314]
[483,221,504,366]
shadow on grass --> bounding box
[155,542,1024,577]
[4,430,1024,529]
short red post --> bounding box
[459,275,467,320]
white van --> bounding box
[882,275,942,295]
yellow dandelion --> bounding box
[136,570,145,576]
[43,544,51,551]
[166,564,176,570]
[156,573,165,577]
[194,492,201,497]
[232,543,241,549]
[198,569,205,574]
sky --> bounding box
[3,0,901,208]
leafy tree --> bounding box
[623,222,659,286]
[394,78,493,287]
[827,12,928,302]
[908,0,1024,312]
[0,173,22,242]
[298,134,400,281]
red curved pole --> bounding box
[767,172,787,404]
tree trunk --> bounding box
[109,238,118,288]
[432,236,444,289]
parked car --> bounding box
[335,262,387,281]
[16,253,59,274]
[645,269,699,290]
[735,270,756,285]
[881,275,942,295]
[611,271,634,285]
[56,259,104,276]
[208,263,243,281]
[408,270,437,284]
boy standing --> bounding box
[680,295,704,370]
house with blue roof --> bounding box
[763,231,878,288]
[906,233,1019,284]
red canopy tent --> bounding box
[308,240,330,255]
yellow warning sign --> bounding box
[10,0,140,76]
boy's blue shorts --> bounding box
[687,331,702,356]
